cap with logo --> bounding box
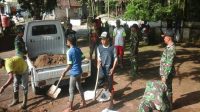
[100,32,108,39]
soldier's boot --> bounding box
[8,92,19,107]
[20,92,27,109]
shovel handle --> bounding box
[56,75,64,88]
[94,65,100,100]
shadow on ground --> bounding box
[173,90,200,110]
[114,88,145,110]
[28,95,52,110]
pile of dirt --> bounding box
[33,54,67,68]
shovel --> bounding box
[47,75,63,99]
[84,65,101,101]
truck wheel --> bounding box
[31,76,45,95]
[31,80,43,95]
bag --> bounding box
[97,89,111,102]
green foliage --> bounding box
[124,0,180,21]
[123,0,150,20]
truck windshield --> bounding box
[32,25,57,36]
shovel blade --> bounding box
[47,85,61,99]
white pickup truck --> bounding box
[24,20,91,95]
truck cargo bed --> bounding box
[31,54,67,69]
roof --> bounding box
[69,0,81,7]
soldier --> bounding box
[63,17,71,30]
[95,17,102,36]
[65,23,77,45]
[138,80,170,112]
[160,30,176,110]
[89,20,99,60]
[14,26,27,58]
[129,24,140,76]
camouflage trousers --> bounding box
[138,100,156,112]
[129,43,139,77]
[166,73,174,98]
[89,42,98,60]
[130,43,139,56]
[138,100,170,112]
[130,56,138,77]
[165,72,175,110]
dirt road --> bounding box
[0,42,200,112]
[0,24,200,112]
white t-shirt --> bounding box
[113,27,126,46]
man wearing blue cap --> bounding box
[160,30,176,110]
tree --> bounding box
[17,0,57,20]
[123,0,181,22]
[104,0,117,15]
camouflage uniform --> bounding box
[129,31,139,77]
[89,24,99,60]
[15,35,27,57]
[138,81,170,112]
[130,31,139,56]
[160,43,176,105]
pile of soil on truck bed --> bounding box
[32,54,67,68]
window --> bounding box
[32,24,57,36]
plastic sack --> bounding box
[97,89,111,102]
[101,108,118,112]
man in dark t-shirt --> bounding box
[97,31,118,109]
[65,23,77,45]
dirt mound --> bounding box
[33,54,67,68]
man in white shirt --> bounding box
[113,20,126,68]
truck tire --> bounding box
[31,74,45,95]
[31,84,43,95]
